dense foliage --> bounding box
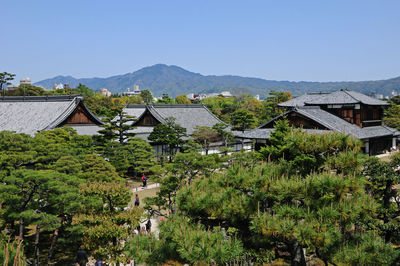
[126,122,400,265]
[0,128,142,264]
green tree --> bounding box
[259,119,364,176]
[4,84,45,96]
[0,169,85,265]
[97,105,136,145]
[175,94,191,104]
[192,126,219,154]
[261,90,292,121]
[122,95,143,104]
[76,180,142,263]
[84,93,115,117]
[212,123,235,152]
[333,232,400,265]
[148,118,187,161]
[0,72,15,96]
[157,93,175,104]
[0,131,35,177]
[103,138,156,178]
[231,109,256,132]
[383,103,400,130]
[177,162,386,265]
[140,89,153,104]
[363,155,400,243]
[76,83,95,97]
[145,152,219,216]
[125,215,243,265]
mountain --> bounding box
[35,64,400,97]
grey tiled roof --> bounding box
[278,93,329,107]
[358,125,400,139]
[124,106,146,119]
[279,90,389,107]
[125,104,226,135]
[236,128,331,139]
[0,95,103,135]
[305,90,389,106]
[67,125,102,136]
[295,107,362,136]
[256,106,399,140]
[235,129,273,139]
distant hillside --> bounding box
[35,64,400,97]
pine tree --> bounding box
[98,105,137,145]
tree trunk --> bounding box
[108,196,114,213]
[168,194,173,215]
[47,227,60,264]
[34,224,41,266]
[383,181,393,209]
[289,240,306,266]
[18,217,24,241]
[383,181,393,242]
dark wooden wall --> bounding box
[261,112,328,130]
[369,137,392,155]
[136,112,160,126]
[64,105,96,124]
[322,104,383,128]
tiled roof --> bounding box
[305,90,389,106]
[68,125,102,136]
[124,105,146,119]
[279,90,389,107]
[358,125,400,139]
[255,106,399,140]
[278,93,329,107]
[0,95,102,135]
[235,128,331,139]
[125,104,226,134]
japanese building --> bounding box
[0,95,103,136]
[239,90,400,155]
[123,104,251,154]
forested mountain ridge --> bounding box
[35,64,400,97]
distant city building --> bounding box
[99,88,111,97]
[122,85,141,96]
[219,91,233,97]
[255,94,260,101]
[53,83,64,90]
[187,91,234,102]
[391,90,398,97]
[376,94,384,99]
[6,84,18,90]
[186,93,195,101]
[20,77,31,86]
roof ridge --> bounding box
[342,90,360,102]
[0,95,82,102]
[200,104,229,126]
[152,104,205,108]
[296,108,336,131]
[41,97,79,131]
[147,105,167,124]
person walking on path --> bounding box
[134,194,140,206]
[146,219,152,233]
[142,173,148,187]
[76,247,88,266]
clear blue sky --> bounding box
[2,0,400,83]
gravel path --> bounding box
[132,183,160,192]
